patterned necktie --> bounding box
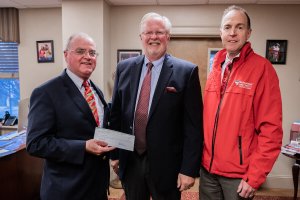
[220,62,232,98]
[134,62,153,154]
[83,80,100,127]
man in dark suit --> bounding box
[26,32,115,200]
[110,12,203,200]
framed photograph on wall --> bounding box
[207,48,221,76]
[265,40,287,65]
[36,40,54,63]
[117,49,142,63]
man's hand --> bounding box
[86,139,115,156]
[110,159,120,174]
[177,173,195,192]
[237,179,256,198]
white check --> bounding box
[94,128,135,151]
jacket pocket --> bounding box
[238,136,243,165]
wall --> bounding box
[103,1,111,101]
[19,8,63,99]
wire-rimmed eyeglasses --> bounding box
[142,31,167,37]
[69,48,99,57]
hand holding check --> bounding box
[94,128,135,151]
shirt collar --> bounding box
[225,53,240,65]
[66,68,87,89]
[144,55,165,71]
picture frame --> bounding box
[36,40,54,63]
[265,40,287,65]
[207,48,222,76]
[117,49,142,63]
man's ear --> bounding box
[63,50,68,62]
[246,28,252,41]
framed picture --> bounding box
[207,48,221,76]
[36,40,54,63]
[117,49,142,63]
[265,40,287,65]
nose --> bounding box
[149,33,158,39]
[229,28,237,35]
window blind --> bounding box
[0,42,19,73]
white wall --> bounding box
[17,3,300,189]
[18,8,63,99]
[103,1,111,100]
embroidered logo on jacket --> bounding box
[234,80,253,90]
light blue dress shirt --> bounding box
[135,55,164,114]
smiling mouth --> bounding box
[81,62,92,65]
[149,41,160,45]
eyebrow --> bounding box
[223,23,246,27]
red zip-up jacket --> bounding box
[202,42,283,189]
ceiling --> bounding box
[0,0,299,9]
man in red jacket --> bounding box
[200,5,283,200]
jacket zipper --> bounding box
[239,135,243,165]
[209,62,233,172]
[209,101,222,172]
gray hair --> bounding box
[140,12,172,34]
[65,32,95,51]
[221,5,251,29]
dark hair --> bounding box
[221,5,251,29]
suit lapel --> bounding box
[129,56,144,120]
[90,80,108,126]
[90,81,107,108]
[149,55,173,120]
[60,71,96,125]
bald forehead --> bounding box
[221,10,248,28]
[69,36,95,49]
[65,33,96,50]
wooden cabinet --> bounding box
[0,132,43,200]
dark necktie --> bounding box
[134,62,153,154]
[220,62,232,98]
[83,80,100,127]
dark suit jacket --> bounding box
[26,70,110,200]
[110,54,203,192]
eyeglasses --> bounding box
[70,48,98,57]
[142,31,167,37]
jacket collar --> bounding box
[128,54,173,122]
[60,69,106,127]
[149,54,173,119]
[214,42,254,70]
